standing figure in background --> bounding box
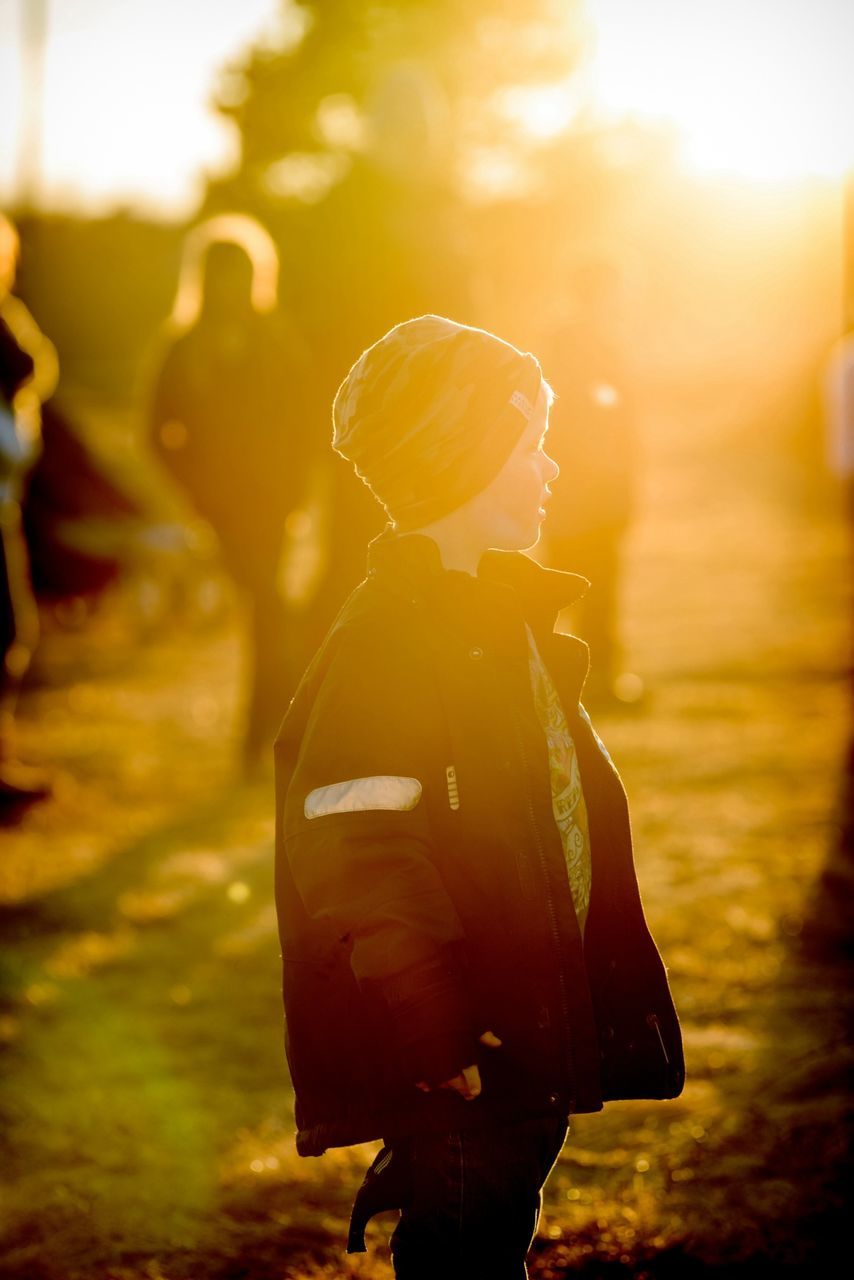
[0,213,58,816]
[801,320,854,957]
[149,214,313,776]
[823,323,854,525]
[540,255,643,706]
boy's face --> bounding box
[467,383,559,551]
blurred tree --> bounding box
[199,0,682,680]
[201,0,596,636]
[200,0,681,364]
[205,0,591,215]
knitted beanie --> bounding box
[331,314,543,529]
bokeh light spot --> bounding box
[25,982,60,1006]
[159,419,189,451]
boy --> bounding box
[274,315,683,1277]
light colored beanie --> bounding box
[332,314,543,528]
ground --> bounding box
[0,400,851,1278]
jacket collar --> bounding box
[366,525,589,627]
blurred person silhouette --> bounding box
[274,315,684,1276]
[539,252,643,707]
[149,214,313,776]
[823,322,854,525]
[0,212,58,814]
[295,62,473,665]
[23,396,145,606]
[800,320,854,958]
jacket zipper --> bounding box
[646,1012,670,1065]
[513,703,576,1107]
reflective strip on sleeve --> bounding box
[304,776,423,819]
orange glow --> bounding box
[586,0,854,181]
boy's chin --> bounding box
[520,512,545,546]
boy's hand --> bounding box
[415,1030,502,1101]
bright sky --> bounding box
[588,0,854,182]
[0,0,851,217]
[0,0,283,217]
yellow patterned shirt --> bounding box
[524,624,592,938]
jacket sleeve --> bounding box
[279,623,477,1087]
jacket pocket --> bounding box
[599,1006,685,1101]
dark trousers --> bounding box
[348,1113,568,1278]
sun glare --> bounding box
[587,0,854,182]
[0,0,282,216]
[499,83,582,142]
[1,0,849,213]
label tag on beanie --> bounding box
[509,389,534,420]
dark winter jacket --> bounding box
[273,528,684,1157]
